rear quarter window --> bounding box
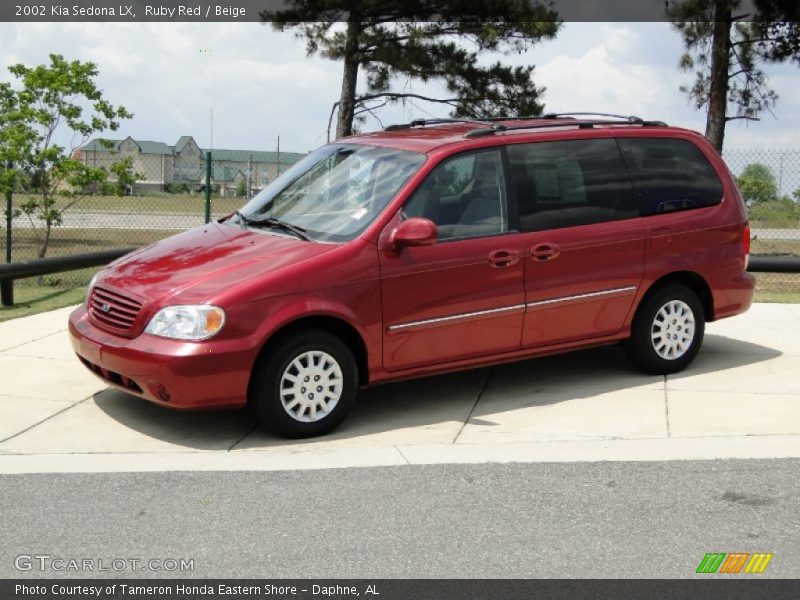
[617,137,724,216]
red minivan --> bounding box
[69,115,755,437]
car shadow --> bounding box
[94,334,782,451]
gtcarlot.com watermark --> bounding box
[15,554,194,573]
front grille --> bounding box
[89,286,143,335]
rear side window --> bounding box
[617,138,724,216]
[508,138,636,232]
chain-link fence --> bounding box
[2,144,799,301]
[3,145,303,288]
[722,148,800,301]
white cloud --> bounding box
[0,21,798,155]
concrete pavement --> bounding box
[1,303,799,474]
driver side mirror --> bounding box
[389,218,438,250]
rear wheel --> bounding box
[250,330,358,438]
[625,284,705,375]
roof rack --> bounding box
[478,115,570,122]
[382,113,668,137]
[471,113,642,123]
[541,112,644,121]
[384,118,497,132]
[463,117,668,139]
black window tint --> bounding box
[617,138,724,216]
[403,149,508,241]
[508,138,636,232]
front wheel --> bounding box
[625,284,705,375]
[250,331,359,438]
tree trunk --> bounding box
[335,18,361,140]
[38,219,52,259]
[705,0,732,153]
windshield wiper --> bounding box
[233,210,249,230]
[250,216,312,241]
[231,211,311,241]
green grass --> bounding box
[753,273,800,303]
[9,228,174,273]
[1,211,798,321]
[1,273,797,324]
[14,193,244,215]
[6,228,176,288]
[0,286,85,322]
[749,199,800,230]
[751,238,800,256]
[755,290,800,303]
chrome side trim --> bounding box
[526,286,637,308]
[388,304,526,332]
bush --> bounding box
[165,182,190,194]
[236,179,248,197]
[737,163,778,206]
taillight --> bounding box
[742,223,751,268]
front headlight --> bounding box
[144,305,226,340]
[85,273,99,306]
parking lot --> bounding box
[1,302,799,473]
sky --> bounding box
[0,21,799,157]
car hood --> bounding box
[98,222,338,304]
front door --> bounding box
[379,148,525,371]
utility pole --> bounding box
[276,135,281,178]
[204,151,211,224]
[247,154,252,198]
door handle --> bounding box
[531,243,561,261]
[488,249,520,268]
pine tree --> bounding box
[669,0,800,151]
[261,1,560,139]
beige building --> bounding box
[74,135,306,196]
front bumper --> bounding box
[69,305,255,410]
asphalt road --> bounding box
[2,459,799,579]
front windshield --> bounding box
[234,144,426,242]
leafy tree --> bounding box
[736,162,777,205]
[108,157,143,196]
[236,178,248,198]
[0,83,37,206]
[4,54,132,258]
[669,0,800,152]
[261,2,560,139]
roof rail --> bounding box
[479,115,573,122]
[384,118,497,132]
[541,112,644,122]
[469,113,643,123]
[463,118,668,139]
[383,113,668,136]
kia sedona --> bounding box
[69,113,755,438]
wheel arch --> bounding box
[637,271,714,323]
[251,314,370,392]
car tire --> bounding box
[250,330,359,438]
[624,284,705,375]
